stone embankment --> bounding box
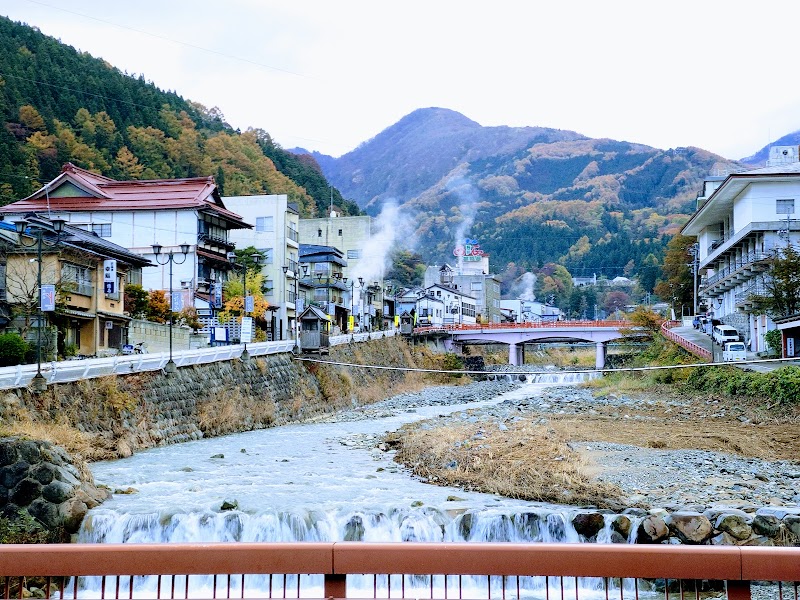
[0,438,109,542]
[0,337,438,539]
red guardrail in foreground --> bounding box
[0,542,797,599]
[661,320,713,360]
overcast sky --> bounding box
[3,0,799,160]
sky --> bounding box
[3,0,800,160]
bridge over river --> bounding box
[415,321,631,368]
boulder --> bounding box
[715,514,752,541]
[666,512,713,544]
[611,515,632,538]
[637,515,669,543]
[752,514,780,537]
[572,512,605,540]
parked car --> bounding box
[712,324,740,346]
[722,341,747,362]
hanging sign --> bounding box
[103,259,117,294]
[171,291,183,312]
[212,283,223,309]
[40,284,56,312]
[241,316,253,343]
[245,295,254,313]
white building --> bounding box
[499,299,561,323]
[0,163,250,312]
[425,284,477,325]
[223,194,300,340]
[681,146,800,352]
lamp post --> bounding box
[14,217,65,393]
[152,242,190,374]
[229,252,261,360]
[282,263,299,349]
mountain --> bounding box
[740,130,800,165]
[0,16,359,218]
[308,108,746,280]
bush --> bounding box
[0,333,29,367]
[765,329,782,356]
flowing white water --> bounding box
[76,372,645,599]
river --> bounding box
[81,373,618,545]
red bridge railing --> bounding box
[660,320,713,361]
[0,542,797,600]
[415,320,631,334]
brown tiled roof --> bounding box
[0,163,250,228]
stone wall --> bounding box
[0,438,109,543]
[3,336,423,459]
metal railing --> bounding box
[415,320,630,333]
[0,330,396,390]
[701,251,770,289]
[662,320,712,360]
[0,542,796,600]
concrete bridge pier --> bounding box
[508,343,524,366]
[595,341,607,369]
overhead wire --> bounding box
[294,355,800,375]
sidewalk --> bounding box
[669,325,788,372]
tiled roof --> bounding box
[0,163,250,228]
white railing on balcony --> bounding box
[0,330,396,391]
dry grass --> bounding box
[0,419,108,465]
[390,416,625,509]
[526,346,597,368]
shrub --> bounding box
[0,333,29,367]
[765,329,782,356]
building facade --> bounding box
[223,194,300,341]
[0,164,251,320]
[681,147,800,352]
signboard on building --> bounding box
[40,284,56,312]
[241,316,253,343]
[453,239,485,262]
[103,259,117,294]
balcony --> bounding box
[699,252,770,295]
[286,226,299,245]
[198,232,235,251]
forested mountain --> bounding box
[309,108,746,280]
[0,16,359,217]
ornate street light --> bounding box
[282,263,299,350]
[14,216,65,393]
[228,252,262,361]
[152,242,190,374]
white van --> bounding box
[712,325,739,346]
[722,341,747,362]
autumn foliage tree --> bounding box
[654,235,696,312]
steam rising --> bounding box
[446,174,479,248]
[351,201,414,284]
[510,272,537,301]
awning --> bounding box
[58,308,96,320]
[98,311,132,322]
[196,248,232,266]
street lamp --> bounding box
[229,252,262,360]
[152,242,190,374]
[14,216,65,393]
[282,263,299,348]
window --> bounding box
[338,229,343,236]
[91,223,111,237]
[318,229,322,237]
[256,216,274,232]
[347,249,361,260]
[777,199,795,214]
[261,248,274,264]
[262,280,274,296]
[471,281,483,292]
[62,263,93,296]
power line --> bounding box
[294,355,800,375]
[21,0,312,80]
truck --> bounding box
[722,341,747,362]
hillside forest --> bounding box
[0,16,360,219]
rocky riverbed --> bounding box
[312,374,800,514]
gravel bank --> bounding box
[316,373,800,512]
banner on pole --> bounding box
[40,284,56,312]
